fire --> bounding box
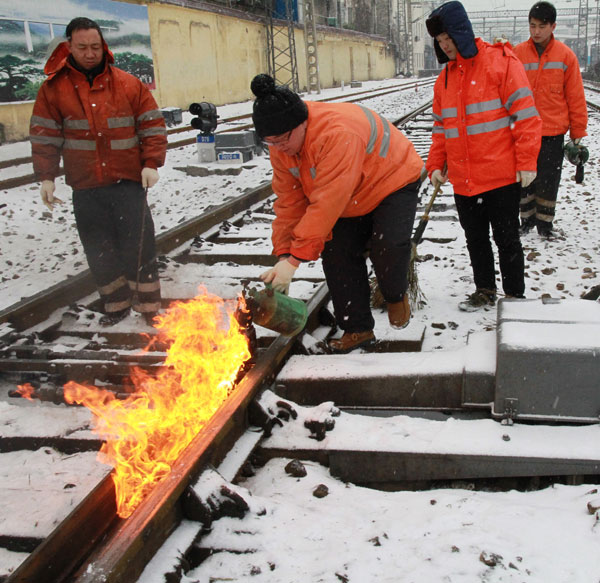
[63,288,251,518]
[15,384,35,400]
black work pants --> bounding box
[520,134,564,228]
[321,180,420,333]
[455,182,524,297]
[73,181,161,314]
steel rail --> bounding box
[2,98,435,581]
[6,283,329,583]
[0,96,434,333]
[0,78,436,190]
[0,181,273,331]
[167,81,437,150]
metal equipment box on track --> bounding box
[493,298,600,423]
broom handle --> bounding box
[412,181,442,246]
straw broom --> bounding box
[371,180,443,311]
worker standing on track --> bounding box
[250,73,424,353]
[425,1,542,312]
[513,1,588,238]
[29,17,167,326]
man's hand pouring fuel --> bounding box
[260,258,298,294]
[40,180,64,211]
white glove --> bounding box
[573,138,582,145]
[141,167,159,188]
[431,169,448,188]
[40,179,64,211]
[516,170,536,188]
[260,259,298,294]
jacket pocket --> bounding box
[550,83,563,95]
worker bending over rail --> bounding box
[250,73,424,353]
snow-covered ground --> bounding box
[1,78,599,582]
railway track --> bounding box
[0,97,438,581]
[0,78,435,191]
[2,93,600,583]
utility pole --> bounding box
[577,0,589,67]
[405,0,414,75]
[594,0,600,68]
[303,0,321,93]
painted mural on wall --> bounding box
[0,0,155,103]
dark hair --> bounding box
[529,1,556,24]
[66,17,104,41]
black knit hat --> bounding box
[251,74,308,138]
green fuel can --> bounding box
[246,285,307,337]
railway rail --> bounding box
[2,92,599,583]
[0,78,435,191]
[0,97,436,582]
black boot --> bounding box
[519,216,535,235]
[99,308,130,327]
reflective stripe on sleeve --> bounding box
[137,109,164,122]
[504,87,533,111]
[138,127,168,137]
[444,127,459,138]
[441,107,458,118]
[30,135,64,147]
[30,115,61,130]
[432,126,445,135]
[509,105,539,122]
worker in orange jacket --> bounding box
[425,1,542,311]
[513,1,588,238]
[30,17,167,326]
[250,74,424,353]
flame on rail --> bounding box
[19,288,251,518]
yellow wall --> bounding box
[1,3,396,142]
[0,102,34,143]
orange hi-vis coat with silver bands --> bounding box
[513,35,587,140]
[30,41,167,190]
[269,100,424,262]
[426,38,542,197]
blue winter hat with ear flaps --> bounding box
[426,1,478,64]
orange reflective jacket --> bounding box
[30,41,167,190]
[269,101,424,261]
[426,38,542,197]
[513,36,587,139]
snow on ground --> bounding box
[182,461,600,583]
[1,78,600,581]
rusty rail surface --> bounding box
[6,284,329,583]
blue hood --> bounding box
[426,1,478,64]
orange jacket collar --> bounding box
[44,39,114,76]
